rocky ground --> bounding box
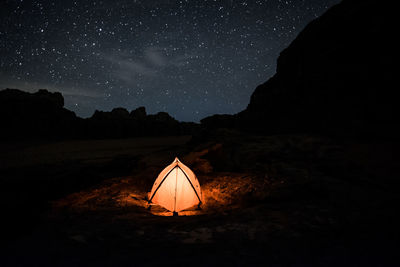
[1,133,399,266]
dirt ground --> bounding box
[1,134,399,266]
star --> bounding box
[0,0,340,121]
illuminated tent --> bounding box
[148,157,202,215]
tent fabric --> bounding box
[149,157,202,212]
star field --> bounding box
[0,0,340,121]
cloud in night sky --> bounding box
[107,52,158,81]
[105,47,195,84]
[145,48,167,67]
[0,0,341,121]
[0,76,104,98]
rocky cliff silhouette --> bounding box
[0,89,80,140]
[0,88,198,140]
[2,0,396,141]
[203,0,397,139]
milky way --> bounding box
[0,0,340,121]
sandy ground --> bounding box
[1,134,399,266]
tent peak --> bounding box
[149,156,202,213]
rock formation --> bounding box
[204,0,397,139]
[0,88,80,140]
[0,89,198,140]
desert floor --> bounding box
[1,134,399,266]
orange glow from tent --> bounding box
[148,157,202,215]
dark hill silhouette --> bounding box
[202,0,397,139]
[0,89,81,140]
[0,88,198,141]
[86,107,196,139]
[2,0,397,141]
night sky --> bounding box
[0,0,340,122]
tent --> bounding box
[148,157,202,215]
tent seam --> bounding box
[148,165,178,203]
